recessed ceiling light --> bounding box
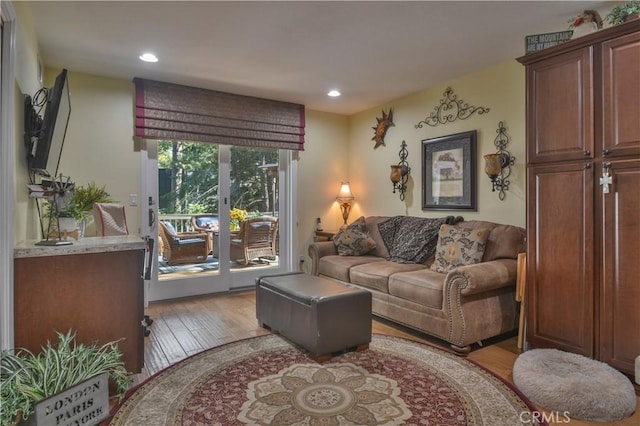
[327,90,341,97]
[139,53,159,63]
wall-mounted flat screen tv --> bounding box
[28,68,71,178]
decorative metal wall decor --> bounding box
[415,87,490,128]
[390,140,411,201]
[372,109,394,149]
[422,130,477,211]
[484,121,515,200]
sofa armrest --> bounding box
[308,241,338,275]
[444,258,519,350]
[446,258,517,296]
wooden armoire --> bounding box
[517,19,640,376]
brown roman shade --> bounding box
[133,78,305,150]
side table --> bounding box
[314,230,338,242]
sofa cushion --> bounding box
[456,221,526,261]
[430,225,490,273]
[319,255,385,282]
[333,216,376,256]
[350,261,426,293]
[388,269,447,309]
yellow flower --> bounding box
[230,208,248,222]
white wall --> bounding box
[296,110,349,269]
[51,71,141,237]
[347,60,526,227]
[12,1,527,248]
[13,1,43,242]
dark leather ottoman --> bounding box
[256,272,372,361]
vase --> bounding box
[624,13,639,22]
[571,22,600,39]
[390,165,402,183]
[57,217,80,233]
[484,153,502,176]
[78,218,87,238]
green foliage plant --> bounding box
[70,182,113,217]
[605,1,640,25]
[43,182,112,222]
[0,330,131,426]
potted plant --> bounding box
[0,330,130,426]
[43,182,112,238]
[605,1,640,25]
[229,208,248,231]
[70,182,113,216]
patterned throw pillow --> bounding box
[333,216,377,256]
[430,225,490,273]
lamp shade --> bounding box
[336,182,354,202]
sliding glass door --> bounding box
[142,141,292,301]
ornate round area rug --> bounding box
[109,335,544,425]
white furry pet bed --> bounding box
[513,348,636,422]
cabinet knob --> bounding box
[584,150,591,156]
[602,149,609,156]
[584,163,592,169]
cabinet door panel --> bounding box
[602,31,640,158]
[599,159,640,375]
[527,47,594,163]
[14,250,145,373]
[527,163,594,356]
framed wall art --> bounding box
[421,130,477,211]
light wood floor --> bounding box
[140,290,639,426]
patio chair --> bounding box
[191,214,220,233]
[158,221,210,265]
[191,214,219,256]
[230,216,278,266]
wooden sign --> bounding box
[525,30,573,54]
[25,373,109,426]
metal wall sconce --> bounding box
[484,121,515,200]
[390,140,410,201]
[336,182,355,227]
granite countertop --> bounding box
[14,235,146,258]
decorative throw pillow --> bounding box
[333,216,377,256]
[430,225,490,273]
[93,203,129,236]
[195,216,219,232]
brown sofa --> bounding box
[309,216,525,354]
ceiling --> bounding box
[25,1,614,115]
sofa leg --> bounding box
[450,344,471,356]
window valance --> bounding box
[133,78,305,150]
